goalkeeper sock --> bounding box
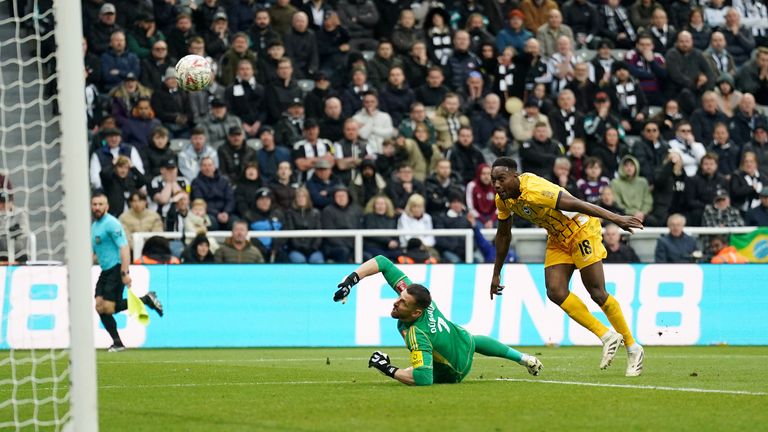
[560,293,609,339]
[115,299,127,313]
[473,335,524,363]
[600,294,636,347]
[99,314,123,346]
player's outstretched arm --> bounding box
[333,255,411,302]
[557,192,644,233]
[491,217,512,299]
[368,351,433,386]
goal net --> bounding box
[1,0,98,430]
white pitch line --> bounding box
[99,380,381,390]
[493,378,767,396]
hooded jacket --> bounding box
[466,164,497,224]
[610,155,653,215]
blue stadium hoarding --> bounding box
[0,264,766,349]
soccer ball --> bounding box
[175,55,213,91]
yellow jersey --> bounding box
[495,173,592,246]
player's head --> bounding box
[91,192,109,220]
[391,284,431,322]
[491,157,520,199]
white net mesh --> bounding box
[1,0,72,430]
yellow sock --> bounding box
[560,293,609,338]
[600,295,636,347]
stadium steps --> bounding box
[0,6,65,261]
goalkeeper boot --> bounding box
[107,344,125,353]
[142,291,164,317]
[625,344,644,377]
[599,331,624,370]
[525,356,543,376]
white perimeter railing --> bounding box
[132,226,760,264]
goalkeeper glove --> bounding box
[368,351,398,378]
[333,272,360,302]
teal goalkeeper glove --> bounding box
[368,351,398,378]
[333,272,359,302]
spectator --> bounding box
[119,191,162,251]
[190,156,235,230]
[126,12,164,60]
[380,67,416,127]
[568,138,587,181]
[304,73,336,122]
[433,193,473,263]
[733,0,768,45]
[398,102,437,145]
[548,89,584,148]
[321,186,362,263]
[448,126,486,185]
[520,0,559,33]
[705,31,736,77]
[703,189,745,227]
[565,62,599,115]
[496,9,533,54]
[668,121,707,176]
[100,31,140,92]
[217,126,257,184]
[670,0,695,30]
[333,118,372,184]
[743,121,768,175]
[151,67,192,138]
[196,98,242,150]
[465,13,495,54]
[132,236,180,264]
[650,98,684,141]
[256,127,291,183]
[336,0,379,51]
[166,12,196,60]
[182,234,215,264]
[444,31,481,91]
[424,7,453,65]
[592,127,630,179]
[249,8,281,57]
[265,58,303,124]
[179,127,219,181]
[714,74,742,118]
[646,151,688,226]
[647,8,677,55]
[606,61,647,135]
[729,94,766,147]
[584,91,625,148]
[599,0,637,49]
[459,71,489,116]
[397,193,435,250]
[394,127,433,182]
[735,47,768,107]
[361,195,400,260]
[707,122,740,179]
[140,40,174,92]
[391,8,423,56]
[340,67,371,118]
[215,220,265,263]
[611,155,653,224]
[603,222,641,263]
[386,164,427,213]
[624,33,668,106]
[224,60,265,138]
[269,161,298,211]
[708,235,748,263]
[142,126,175,181]
[432,93,470,152]
[511,97,551,144]
[470,94,507,148]
[306,158,340,209]
[688,92,729,146]
[577,157,611,204]
[268,0,297,36]
[90,128,145,190]
[665,31,715,115]
[99,155,146,217]
[285,187,324,263]
[482,127,518,167]
[424,158,464,215]
[349,159,386,208]
[319,96,345,143]
[562,0,600,48]
[549,156,582,198]
[368,40,402,90]
[537,9,573,59]
[352,91,395,154]
[218,32,257,87]
[402,41,431,89]
[686,153,730,225]
[293,118,335,183]
[597,185,625,217]
[704,0,728,28]
[274,98,306,149]
[632,121,669,183]
[720,8,755,66]
[284,12,319,79]
[256,39,285,86]
[235,162,265,220]
[415,66,450,109]
[730,151,768,213]
[629,0,660,31]
[120,97,162,153]
[745,187,768,226]
[203,11,230,61]
[148,158,189,220]
[87,3,123,56]
[245,188,285,262]
[521,122,565,178]
[654,213,699,262]
[465,164,497,228]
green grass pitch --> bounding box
[3,346,767,431]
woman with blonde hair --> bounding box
[397,193,436,248]
[362,195,400,260]
[284,187,324,263]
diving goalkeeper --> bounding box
[333,255,542,386]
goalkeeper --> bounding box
[334,255,542,386]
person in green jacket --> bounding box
[610,155,653,223]
[333,255,542,386]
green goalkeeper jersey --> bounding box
[375,256,475,385]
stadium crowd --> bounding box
[78,0,768,264]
